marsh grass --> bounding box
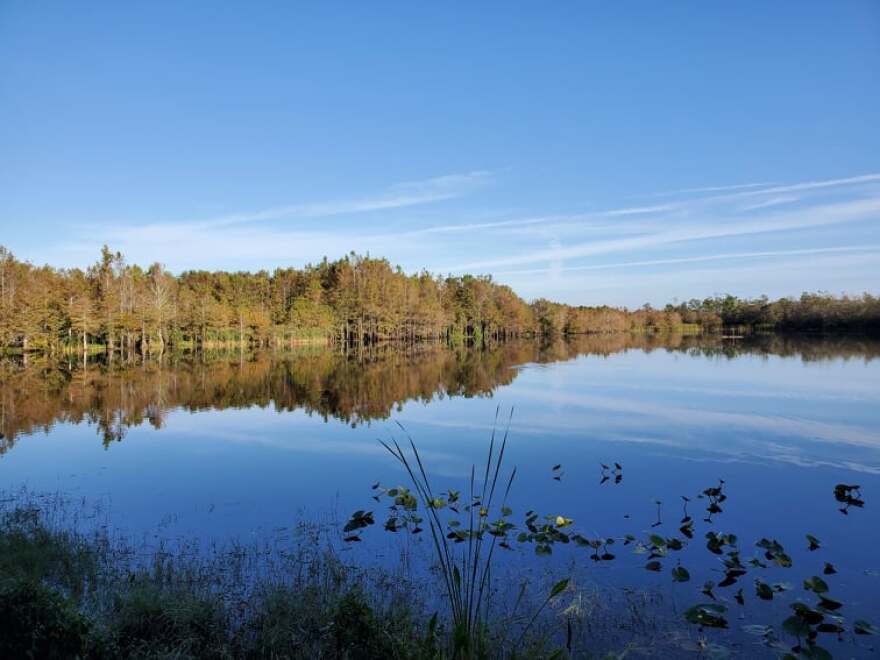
[0,488,687,659]
[0,489,430,659]
[375,413,521,656]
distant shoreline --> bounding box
[2,246,877,357]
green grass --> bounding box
[0,491,674,659]
[0,494,430,659]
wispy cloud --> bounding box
[655,181,776,196]
[410,173,880,247]
[444,197,880,271]
[166,170,494,229]
[509,251,880,304]
[740,195,800,211]
[402,204,677,237]
[492,245,880,276]
[603,203,680,217]
[653,173,880,200]
[728,173,880,199]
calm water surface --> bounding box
[2,334,879,652]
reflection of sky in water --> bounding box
[2,346,879,647]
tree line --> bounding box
[0,245,877,355]
[667,293,880,333]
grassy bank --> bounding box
[0,493,431,659]
[0,491,678,660]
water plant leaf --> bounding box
[755,580,773,600]
[782,615,811,638]
[799,645,832,660]
[817,596,842,611]
[816,622,844,634]
[683,603,728,629]
[649,534,666,548]
[806,534,821,551]
[343,510,375,533]
[666,537,684,551]
[757,543,792,567]
[792,603,824,625]
[823,562,836,575]
[854,620,878,635]
[834,483,865,514]
[702,581,716,600]
[672,566,690,582]
[549,578,570,599]
[803,576,829,594]
[645,560,662,572]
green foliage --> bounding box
[0,578,92,660]
[0,505,98,597]
[331,590,398,659]
[103,581,230,659]
[670,292,880,332]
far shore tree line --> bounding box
[0,246,877,355]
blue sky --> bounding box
[1,1,879,306]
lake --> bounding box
[2,334,879,655]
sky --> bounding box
[1,1,879,307]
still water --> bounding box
[1,334,879,651]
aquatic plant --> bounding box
[343,419,879,659]
[344,410,573,657]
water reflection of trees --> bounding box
[2,334,878,453]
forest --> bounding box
[0,245,877,355]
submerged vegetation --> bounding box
[2,246,877,356]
